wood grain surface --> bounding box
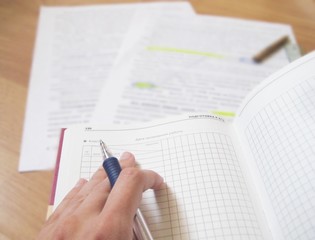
[0,0,314,239]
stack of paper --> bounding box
[19,1,296,171]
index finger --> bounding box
[100,168,164,223]
[77,152,136,197]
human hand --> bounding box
[37,152,164,240]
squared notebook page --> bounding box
[19,2,194,171]
[54,115,271,240]
[235,51,315,240]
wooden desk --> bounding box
[0,0,314,239]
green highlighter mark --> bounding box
[133,82,156,89]
[212,111,236,117]
[146,46,224,59]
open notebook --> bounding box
[51,51,315,239]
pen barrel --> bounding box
[103,157,121,187]
[133,209,154,240]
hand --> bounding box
[37,152,164,240]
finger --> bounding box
[100,168,164,222]
[49,178,87,220]
[118,152,136,168]
[67,151,135,214]
[78,152,136,198]
[76,178,111,215]
[77,167,108,197]
[88,152,135,182]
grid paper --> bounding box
[80,132,264,239]
[245,77,315,240]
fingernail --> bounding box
[156,176,165,188]
[119,152,133,161]
[74,178,86,188]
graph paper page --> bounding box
[54,115,271,239]
[235,51,315,240]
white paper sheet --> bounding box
[19,2,194,171]
[54,115,271,239]
[92,14,296,125]
[235,51,315,240]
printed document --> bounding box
[93,14,295,124]
[19,2,194,171]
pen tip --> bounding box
[100,140,112,158]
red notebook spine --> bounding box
[49,128,66,206]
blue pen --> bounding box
[100,140,154,240]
